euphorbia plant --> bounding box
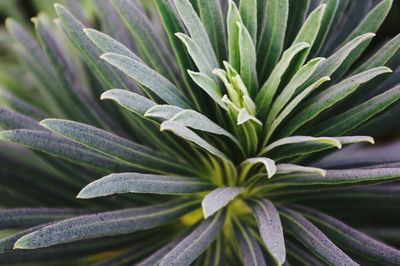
[1,0,400,265]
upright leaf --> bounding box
[173,0,218,67]
[257,0,288,81]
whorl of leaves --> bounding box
[0,0,400,265]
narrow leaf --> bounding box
[198,0,227,62]
[100,89,156,116]
[40,119,188,175]
[279,207,357,265]
[271,168,400,187]
[257,0,288,81]
[188,70,227,110]
[84,28,141,61]
[281,66,392,136]
[267,57,325,124]
[249,198,286,265]
[276,164,326,176]
[227,0,242,70]
[0,208,86,229]
[305,32,375,87]
[295,205,400,266]
[0,130,128,172]
[172,0,218,67]
[241,158,277,178]
[315,84,400,136]
[239,0,257,42]
[238,21,258,96]
[159,210,225,266]
[77,173,213,199]
[256,42,310,119]
[101,53,190,108]
[176,33,215,75]
[234,219,266,266]
[261,136,341,155]
[202,187,243,218]
[14,199,199,249]
[161,121,228,160]
[145,105,184,121]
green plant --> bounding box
[1,0,400,265]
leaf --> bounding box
[0,130,128,172]
[281,66,392,136]
[233,219,266,266]
[169,109,241,147]
[268,136,374,162]
[295,206,400,266]
[145,105,184,120]
[198,0,227,62]
[239,0,257,42]
[240,158,277,179]
[257,0,288,81]
[305,32,375,87]
[286,239,325,266]
[40,119,189,175]
[201,187,243,218]
[256,42,310,119]
[110,0,178,83]
[175,33,215,75]
[159,210,225,266]
[14,199,199,249]
[248,198,285,265]
[188,70,227,110]
[100,89,156,116]
[137,236,185,266]
[271,168,400,187]
[0,108,42,130]
[154,0,195,88]
[160,121,228,160]
[207,235,224,266]
[276,164,326,176]
[227,0,242,70]
[237,21,258,96]
[237,108,262,126]
[279,207,358,265]
[291,4,326,66]
[54,4,129,91]
[84,28,141,61]
[309,0,339,57]
[261,136,341,155]
[172,0,218,67]
[77,173,213,199]
[334,136,374,145]
[100,53,190,108]
[0,208,86,229]
[265,76,330,142]
[314,84,400,136]
[267,57,325,124]
[353,33,400,74]
[334,0,393,79]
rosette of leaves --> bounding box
[1,0,400,265]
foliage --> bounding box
[1,0,400,265]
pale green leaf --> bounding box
[77,173,213,198]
